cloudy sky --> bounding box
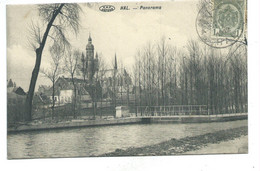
[7,0,199,91]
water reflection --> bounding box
[8,120,247,159]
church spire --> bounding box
[114,53,117,70]
[88,32,92,42]
[86,32,94,51]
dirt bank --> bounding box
[99,126,248,157]
[184,135,248,154]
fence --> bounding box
[136,105,208,116]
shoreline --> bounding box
[184,135,248,154]
[98,126,248,157]
[8,113,247,133]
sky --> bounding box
[7,0,200,92]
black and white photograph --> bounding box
[6,0,249,159]
[1,0,259,169]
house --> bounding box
[99,68,133,95]
[7,79,26,95]
[38,85,51,94]
[41,35,135,106]
[7,79,27,123]
[44,77,92,105]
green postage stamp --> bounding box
[212,0,245,38]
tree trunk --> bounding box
[25,49,42,121]
[73,85,77,119]
[24,4,64,121]
[52,81,55,119]
[100,88,103,118]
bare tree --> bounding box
[132,55,139,115]
[25,4,81,121]
[166,46,177,105]
[96,53,107,118]
[157,37,169,106]
[112,54,118,112]
[41,44,63,119]
[78,52,88,82]
[64,49,81,119]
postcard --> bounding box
[6,0,248,159]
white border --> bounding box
[1,0,259,171]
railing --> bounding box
[136,105,208,116]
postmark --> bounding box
[196,0,246,48]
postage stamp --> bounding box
[196,0,246,48]
[212,0,245,38]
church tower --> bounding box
[86,34,99,82]
[86,34,95,81]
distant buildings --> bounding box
[43,77,92,105]
[7,79,26,95]
[38,35,134,107]
[38,85,50,94]
[100,67,133,102]
[7,79,27,124]
[39,67,134,107]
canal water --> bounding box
[7,120,247,159]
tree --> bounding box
[41,44,63,119]
[157,37,169,106]
[132,56,139,116]
[112,54,118,110]
[78,53,88,82]
[95,53,107,118]
[64,49,81,119]
[25,4,81,121]
[131,36,247,115]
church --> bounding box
[42,34,134,107]
[82,34,99,82]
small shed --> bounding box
[115,106,130,118]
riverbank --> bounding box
[99,126,248,157]
[184,135,248,154]
[8,120,247,159]
[8,113,247,133]
[8,117,142,133]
